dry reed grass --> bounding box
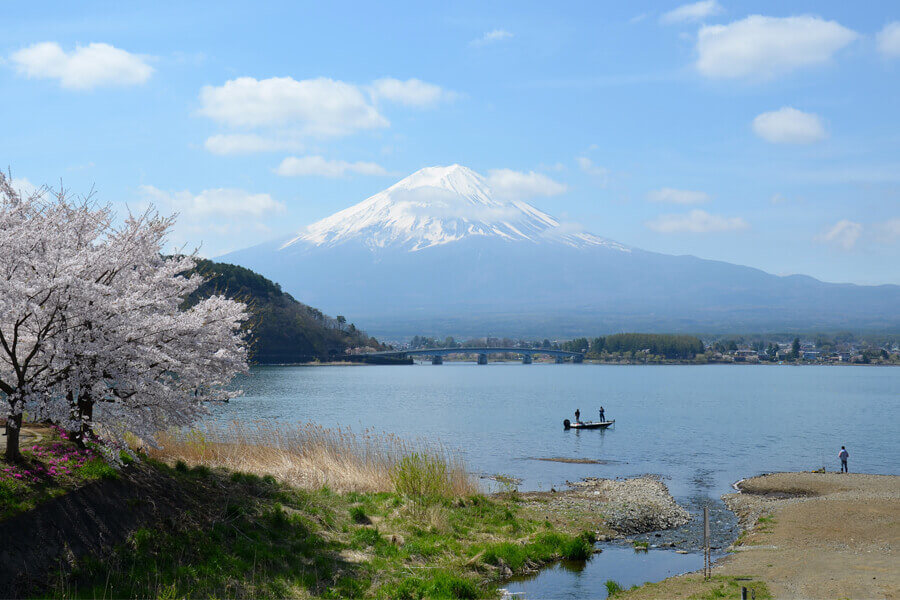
[147,420,478,496]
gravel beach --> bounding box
[519,475,691,536]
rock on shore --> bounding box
[520,476,691,536]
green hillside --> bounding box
[185,259,386,364]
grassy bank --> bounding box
[3,422,608,599]
[41,462,600,599]
[0,425,120,520]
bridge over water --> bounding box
[360,347,585,365]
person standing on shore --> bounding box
[574,408,580,423]
[839,446,849,473]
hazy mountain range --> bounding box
[222,165,900,337]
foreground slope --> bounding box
[222,165,900,336]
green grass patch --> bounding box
[1,428,122,521]
[390,452,452,502]
[606,579,624,596]
[13,451,607,598]
[476,530,595,570]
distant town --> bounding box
[388,333,900,365]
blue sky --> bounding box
[3,1,899,284]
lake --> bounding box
[210,363,899,597]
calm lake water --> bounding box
[214,363,899,497]
[210,363,899,598]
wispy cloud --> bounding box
[877,22,900,58]
[470,29,513,47]
[646,209,748,233]
[660,1,723,25]
[576,157,609,185]
[369,78,456,107]
[140,185,285,218]
[487,169,567,200]
[818,220,862,250]
[275,155,388,178]
[647,188,710,204]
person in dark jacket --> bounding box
[599,406,605,422]
[574,408,580,423]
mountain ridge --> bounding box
[221,165,900,337]
[280,164,627,252]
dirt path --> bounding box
[1,424,46,447]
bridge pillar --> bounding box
[432,355,443,365]
[555,356,565,364]
[522,354,533,364]
[477,354,488,365]
[573,354,584,364]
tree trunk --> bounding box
[4,412,23,463]
[77,395,94,447]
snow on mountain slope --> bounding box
[281,164,628,252]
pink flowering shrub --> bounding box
[1,427,119,520]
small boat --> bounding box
[564,419,614,430]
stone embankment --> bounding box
[520,475,690,536]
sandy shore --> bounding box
[621,472,899,600]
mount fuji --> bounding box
[222,165,900,337]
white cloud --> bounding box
[470,29,514,46]
[646,209,748,233]
[660,1,723,25]
[818,219,862,250]
[696,15,858,79]
[10,42,153,90]
[275,155,387,177]
[576,157,610,185]
[204,134,304,156]
[370,78,455,108]
[198,76,389,134]
[486,169,568,200]
[877,22,900,58]
[9,177,38,198]
[140,185,285,218]
[647,188,710,204]
[752,107,827,144]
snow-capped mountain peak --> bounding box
[281,165,628,252]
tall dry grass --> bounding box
[148,420,478,496]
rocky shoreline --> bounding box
[519,475,691,537]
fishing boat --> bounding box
[563,419,614,430]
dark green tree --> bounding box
[791,337,800,360]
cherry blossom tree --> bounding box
[1,173,248,462]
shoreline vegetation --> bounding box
[2,421,897,598]
[0,421,656,598]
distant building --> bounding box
[801,350,820,360]
[734,350,758,362]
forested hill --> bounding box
[185,259,386,364]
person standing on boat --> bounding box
[839,446,849,473]
[599,406,605,422]
[574,408,580,423]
